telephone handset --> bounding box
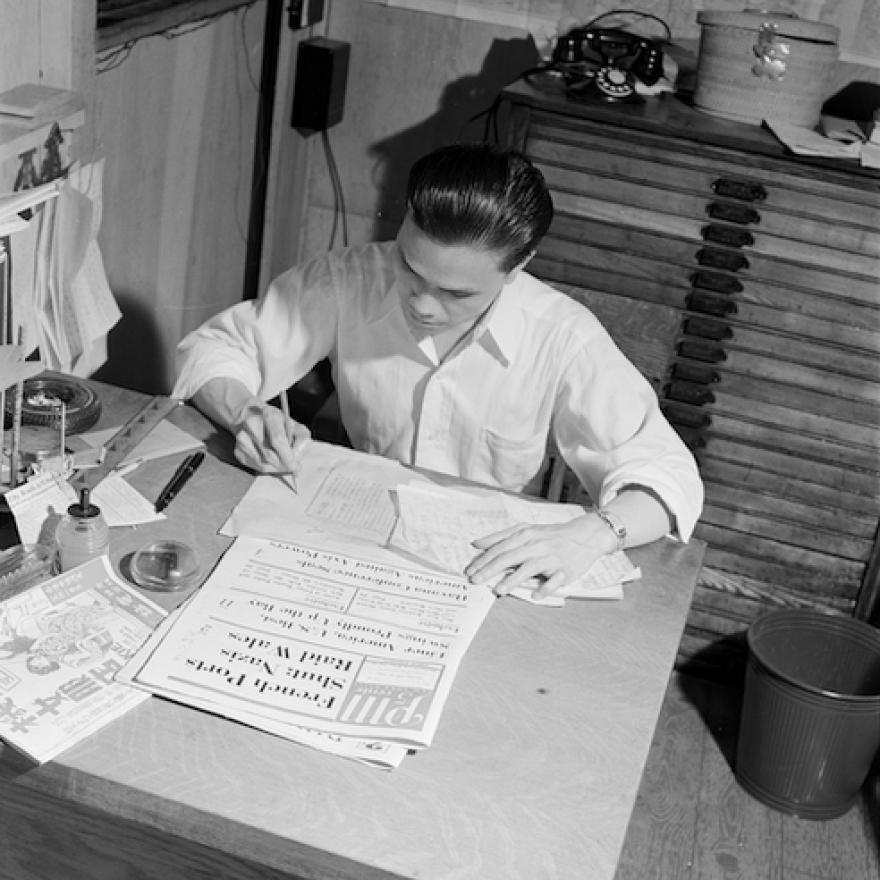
[551,26,665,103]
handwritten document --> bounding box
[222,442,641,606]
[305,467,397,544]
[119,534,496,766]
[221,442,412,551]
[391,483,640,604]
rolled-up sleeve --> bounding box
[552,329,704,542]
[172,257,341,403]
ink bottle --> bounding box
[55,487,110,572]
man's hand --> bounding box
[464,515,617,601]
[233,400,312,476]
[190,378,312,479]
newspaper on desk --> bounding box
[152,442,639,768]
[119,534,496,769]
[220,441,641,604]
[0,556,165,763]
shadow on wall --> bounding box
[366,35,541,242]
[91,291,167,395]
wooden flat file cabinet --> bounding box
[502,80,880,674]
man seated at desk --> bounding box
[172,142,703,600]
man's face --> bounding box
[394,213,516,336]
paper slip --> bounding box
[4,471,162,545]
[91,471,164,526]
[4,474,78,546]
[0,347,43,388]
[390,483,640,605]
[766,117,880,168]
[765,119,862,159]
[79,419,204,473]
[511,552,642,607]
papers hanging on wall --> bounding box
[1,159,120,375]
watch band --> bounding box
[595,508,627,551]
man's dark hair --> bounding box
[405,142,554,273]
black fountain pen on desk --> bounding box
[154,451,205,513]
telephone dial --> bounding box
[552,27,664,102]
[531,12,670,104]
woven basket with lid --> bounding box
[694,11,839,127]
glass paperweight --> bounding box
[130,540,200,592]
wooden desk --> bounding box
[0,383,705,880]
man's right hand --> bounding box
[190,378,312,477]
[233,399,311,476]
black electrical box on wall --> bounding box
[291,37,350,132]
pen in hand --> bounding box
[155,451,205,512]
[278,435,311,495]
[280,472,298,494]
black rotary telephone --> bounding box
[550,25,665,103]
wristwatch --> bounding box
[595,508,627,551]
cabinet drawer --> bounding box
[505,81,880,650]
[537,237,880,347]
[545,214,880,309]
[543,175,880,273]
[665,404,880,473]
[528,115,880,226]
[697,457,880,518]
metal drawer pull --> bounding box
[691,270,744,295]
[683,317,733,340]
[666,381,716,406]
[677,339,727,363]
[711,178,767,202]
[706,202,761,225]
[661,402,712,429]
[696,247,749,272]
[701,224,754,248]
[687,291,738,317]
[671,361,720,384]
[674,426,708,450]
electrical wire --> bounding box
[459,93,502,144]
[321,128,349,250]
[239,1,260,92]
[581,9,672,44]
[96,41,134,73]
[96,2,255,73]
[323,0,335,37]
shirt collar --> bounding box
[472,275,525,367]
[367,245,526,366]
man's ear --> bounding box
[504,250,537,283]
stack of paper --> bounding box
[0,84,82,121]
[203,442,645,766]
[119,534,497,770]
[390,483,641,605]
[765,116,880,169]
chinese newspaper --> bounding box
[0,556,165,763]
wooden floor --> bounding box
[615,671,880,880]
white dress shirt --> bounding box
[173,242,703,539]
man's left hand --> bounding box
[465,516,616,601]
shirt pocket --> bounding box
[482,427,549,492]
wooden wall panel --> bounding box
[92,3,266,394]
